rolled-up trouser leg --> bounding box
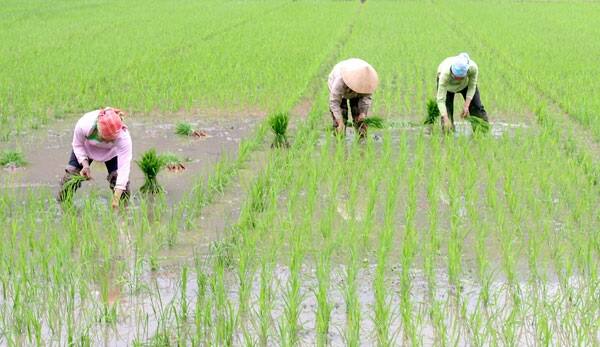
[57,169,83,202]
[57,151,87,202]
[341,98,349,125]
[348,97,366,137]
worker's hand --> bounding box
[335,119,346,135]
[461,105,470,118]
[442,115,452,131]
[80,160,91,179]
[111,188,124,210]
[462,99,472,118]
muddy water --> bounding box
[0,115,260,203]
[4,115,581,346]
[76,119,564,346]
[66,258,581,346]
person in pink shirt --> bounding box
[57,107,132,208]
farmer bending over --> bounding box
[436,53,488,131]
[57,107,132,209]
[328,58,379,138]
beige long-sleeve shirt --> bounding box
[328,61,373,121]
[436,57,479,117]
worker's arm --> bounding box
[72,119,93,177]
[436,80,449,119]
[329,78,345,124]
[114,132,132,192]
[436,77,453,129]
[111,133,132,209]
[72,120,88,165]
[464,64,479,111]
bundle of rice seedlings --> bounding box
[362,116,385,129]
[0,149,27,168]
[175,122,194,136]
[468,116,490,133]
[424,98,440,125]
[269,111,289,148]
[161,153,186,172]
[60,174,88,203]
[137,149,166,194]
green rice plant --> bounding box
[175,122,194,136]
[160,152,186,172]
[0,149,27,168]
[160,153,184,166]
[362,116,385,129]
[467,116,490,133]
[373,233,392,346]
[424,98,440,125]
[268,111,290,148]
[257,260,274,347]
[137,149,166,194]
[343,248,361,347]
[60,174,88,203]
[314,252,333,347]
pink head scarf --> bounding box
[97,107,125,140]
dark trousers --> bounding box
[67,151,118,173]
[437,79,488,127]
[57,151,130,201]
[330,98,367,135]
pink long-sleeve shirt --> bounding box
[72,110,132,190]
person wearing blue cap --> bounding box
[435,53,488,131]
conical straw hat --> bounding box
[340,58,379,94]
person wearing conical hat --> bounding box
[328,58,379,137]
[436,53,488,131]
[57,107,132,209]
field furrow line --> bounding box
[169,3,364,259]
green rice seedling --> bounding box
[424,98,440,125]
[343,248,361,347]
[60,174,88,204]
[362,116,385,129]
[175,122,194,136]
[137,149,166,194]
[314,252,333,347]
[269,111,290,148]
[0,149,27,168]
[467,116,490,133]
[161,152,187,172]
[257,260,274,347]
[179,266,189,322]
[373,233,392,346]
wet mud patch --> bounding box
[0,114,261,204]
[316,116,534,148]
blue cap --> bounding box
[451,53,470,77]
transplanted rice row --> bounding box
[1,1,599,346]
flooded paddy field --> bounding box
[2,0,600,346]
[4,118,597,346]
